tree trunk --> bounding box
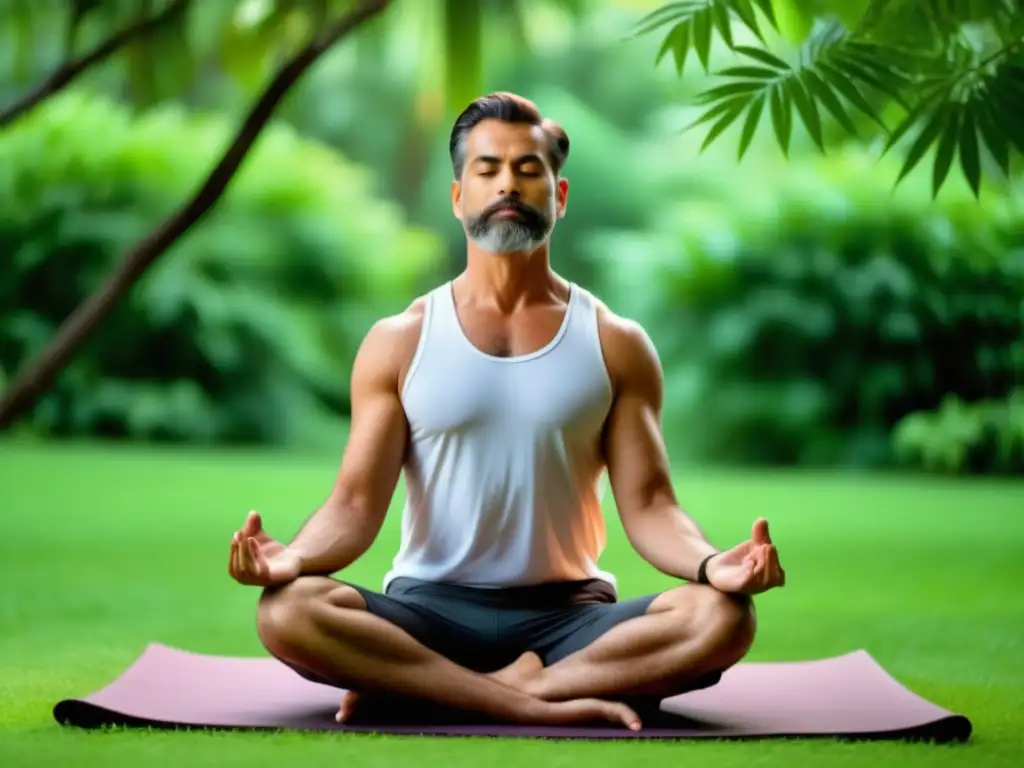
[0,0,392,430]
[0,0,191,129]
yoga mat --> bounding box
[53,643,972,742]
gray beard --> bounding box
[465,207,554,254]
[469,221,548,253]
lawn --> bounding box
[1,440,1022,767]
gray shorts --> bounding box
[290,575,658,675]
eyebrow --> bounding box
[473,153,545,166]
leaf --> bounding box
[734,44,789,69]
[695,79,771,104]
[712,2,733,48]
[882,82,949,154]
[685,94,754,130]
[655,19,691,74]
[738,92,766,158]
[957,105,981,198]
[787,76,825,151]
[701,98,748,151]
[893,102,950,183]
[631,0,700,36]
[932,106,962,197]
[830,55,910,109]
[817,61,886,128]
[693,4,714,71]
[977,98,1011,177]
[770,82,792,156]
[718,64,784,78]
[726,0,765,42]
[801,68,858,135]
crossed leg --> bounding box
[257,576,755,726]
[494,584,756,703]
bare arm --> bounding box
[288,306,421,575]
[599,310,718,582]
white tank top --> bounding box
[382,281,617,592]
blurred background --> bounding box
[1,0,1023,477]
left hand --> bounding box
[706,517,785,595]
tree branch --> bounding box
[0,0,190,130]
[0,0,393,430]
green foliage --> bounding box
[0,90,442,444]
[596,145,1024,468]
[892,389,1024,475]
[635,0,1024,198]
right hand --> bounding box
[540,698,643,731]
[228,510,302,587]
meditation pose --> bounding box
[228,92,785,730]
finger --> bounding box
[232,533,246,579]
[752,517,771,545]
[244,510,261,537]
[229,533,239,578]
[248,538,266,579]
[243,537,260,576]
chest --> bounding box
[405,348,612,440]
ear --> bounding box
[451,179,463,221]
[555,177,569,219]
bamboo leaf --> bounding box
[727,0,765,42]
[882,82,950,154]
[788,77,825,151]
[712,2,734,48]
[655,20,691,74]
[718,65,783,78]
[749,0,778,28]
[631,0,699,36]
[978,99,1011,177]
[695,79,771,104]
[932,106,961,197]
[831,55,910,109]
[892,103,948,184]
[685,94,755,130]
[738,92,766,159]
[958,105,981,198]
[701,98,748,151]
[802,68,858,135]
[734,44,789,69]
[693,7,713,71]
[818,61,886,128]
[770,83,792,157]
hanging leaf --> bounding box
[958,106,982,198]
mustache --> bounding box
[485,198,539,219]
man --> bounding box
[228,92,785,731]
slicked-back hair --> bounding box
[449,92,570,180]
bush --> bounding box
[0,91,443,445]
[892,390,1024,476]
[595,145,1024,468]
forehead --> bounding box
[464,119,548,162]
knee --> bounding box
[694,588,756,669]
[256,577,362,658]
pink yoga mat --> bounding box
[53,643,972,742]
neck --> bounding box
[460,241,562,312]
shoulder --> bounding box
[591,295,662,398]
[352,294,430,392]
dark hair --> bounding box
[449,92,570,179]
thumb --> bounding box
[752,517,771,544]
[244,510,262,536]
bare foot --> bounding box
[335,690,360,723]
[488,651,545,695]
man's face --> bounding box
[452,119,568,254]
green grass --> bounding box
[1,441,1022,767]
